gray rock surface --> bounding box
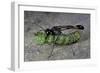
[24,11,90,62]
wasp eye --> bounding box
[76,25,84,30]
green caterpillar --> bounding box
[34,31,80,45]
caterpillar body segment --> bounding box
[34,31,80,45]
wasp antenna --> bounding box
[37,24,45,30]
[32,22,45,31]
[32,18,45,31]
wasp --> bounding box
[34,25,84,59]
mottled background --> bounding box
[24,11,90,62]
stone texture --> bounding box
[24,11,90,62]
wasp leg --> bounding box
[48,35,58,60]
[48,43,55,60]
[71,48,76,56]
